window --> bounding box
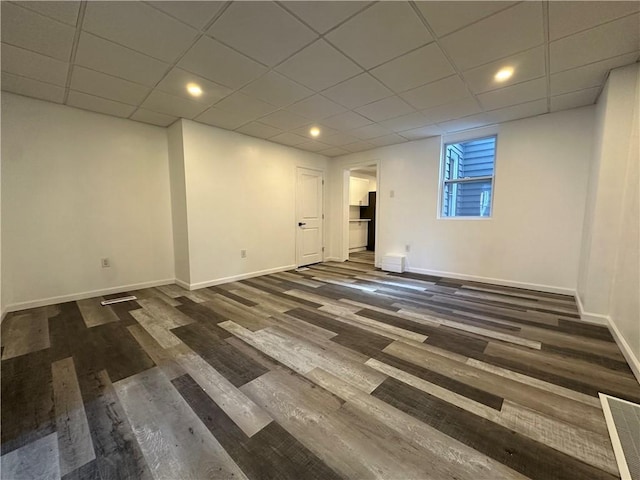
[440,135,496,218]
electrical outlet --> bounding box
[405,244,410,252]
[101,257,110,268]
[240,249,247,258]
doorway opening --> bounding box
[347,164,377,266]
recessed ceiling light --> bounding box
[494,67,514,82]
[186,82,202,97]
[309,127,320,137]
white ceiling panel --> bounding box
[130,108,178,127]
[437,113,491,133]
[287,94,347,120]
[235,121,282,139]
[356,96,414,122]
[70,66,151,105]
[2,71,65,103]
[550,53,639,96]
[550,14,640,73]
[14,1,80,26]
[290,124,338,139]
[401,75,469,110]
[440,2,544,71]
[415,1,517,37]
[177,36,266,89]
[321,111,372,130]
[83,2,198,63]
[240,71,313,108]
[326,2,432,69]
[421,96,481,124]
[141,90,208,119]
[275,40,362,91]
[322,73,393,109]
[296,140,332,152]
[370,43,455,93]
[379,111,433,132]
[549,2,640,41]
[67,91,136,118]
[1,2,76,61]
[398,124,444,140]
[147,1,226,30]
[462,46,546,94]
[485,99,548,124]
[281,2,371,33]
[269,132,308,146]
[477,77,547,111]
[367,133,408,147]
[156,67,231,104]
[214,92,278,118]
[258,110,310,130]
[320,146,349,157]
[342,140,375,153]
[75,33,169,87]
[349,123,393,140]
[1,43,68,86]
[550,87,600,112]
[321,132,361,147]
[208,2,317,67]
[195,106,254,130]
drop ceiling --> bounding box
[2,1,639,157]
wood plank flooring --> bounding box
[2,255,639,479]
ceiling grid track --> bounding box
[543,1,552,113]
[62,0,87,104]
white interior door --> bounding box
[296,167,324,267]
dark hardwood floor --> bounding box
[2,257,638,479]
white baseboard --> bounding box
[575,292,609,325]
[4,278,175,313]
[607,317,640,385]
[1,307,8,323]
[186,265,296,291]
[174,278,190,290]
[324,256,342,262]
[405,267,575,296]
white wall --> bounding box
[328,107,595,293]
[577,63,640,377]
[172,119,327,288]
[1,94,175,309]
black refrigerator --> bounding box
[360,191,376,251]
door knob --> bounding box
[298,222,306,227]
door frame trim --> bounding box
[295,166,325,268]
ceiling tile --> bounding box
[141,90,208,119]
[147,1,225,30]
[320,147,349,157]
[549,2,640,41]
[296,140,332,152]
[321,111,372,130]
[75,33,169,87]
[67,91,136,118]
[550,87,600,112]
[356,96,414,122]
[290,123,338,140]
[398,124,443,140]
[370,43,455,93]
[195,106,253,130]
[485,99,548,124]
[276,40,362,91]
[1,2,75,61]
[83,2,198,63]
[240,71,313,108]
[235,121,282,139]
[367,134,408,147]
[477,77,547,111]
[550,14,640,73]
[155,67,232,104]
[400,75,468,110]
[437,113,491,133]
[130,108,178,127]
[13,1,80,25]
[269,132,308,146]
[550,53,639,96]
[214,92,278,118]
[70,67,150,105]
[281,2,371,33]
[2,71,65,103]
[208,2,317,66]
[326,2,432,69]
[178,36,266,89]
[348,123,393,140]
[322,73,393,109]
[258,110,310,130]
[379,111,432,132]
[1,43,68,86]
[342,141,375,153]
[414,1,517,37]
[462,46,546,94]
[421,96,481,124]
[321,132,361,147]
[440,2,543,71]
[287,94,347,120]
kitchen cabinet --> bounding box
[348,219,369,250]
[349,177,369,206]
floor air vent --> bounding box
[100,295,137,306]
[600,393,640,480]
